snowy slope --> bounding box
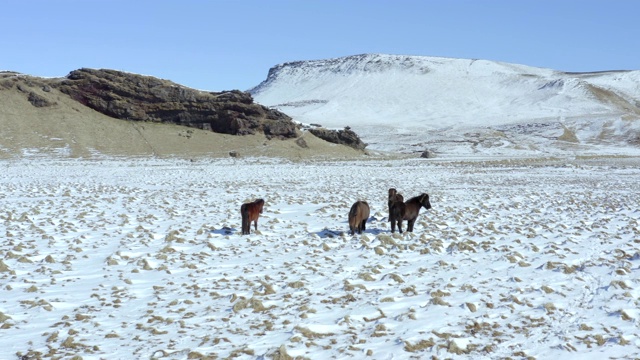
[251,54,640,156]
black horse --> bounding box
[389,193,431,233]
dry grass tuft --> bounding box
[610,280,631,290]
[258,280,276,295]
[376,235,399,248]
[541,285,554,294]
[404,339,435,352]
[363,309,386,322]
[295,326,334,339]
[288,281,305,289]
[0,260,11,272]
[0,312,11,323]
[232,298,271,313]
[431,297,451,306]
[268,345,294,360]
[448,339,471,354]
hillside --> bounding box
[251,54,640,156]
[0,70,364,159]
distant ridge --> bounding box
[251,53,640,156]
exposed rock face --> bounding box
[55,68,298,138]
[27,91,56,107]
[308,127,367,150]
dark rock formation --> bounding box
[308,126,367,150]
[420,150,434,158]
[28,91,56,107]
[55,68,298,138]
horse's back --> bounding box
[350,201,370,220]
[242,199,264,220]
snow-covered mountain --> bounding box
[250,54,640,156]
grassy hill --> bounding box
[0,72,364,160]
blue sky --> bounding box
[2,0,637,91]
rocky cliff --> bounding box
[56,68,299,139]
[308,126,367,151]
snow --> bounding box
[2,156,640,359]
[251,54,640,156]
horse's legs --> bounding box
[241,215,248,235]
[361,219,367,232]
[407,219,415,232]
[254,219,258,232]
[397,220,403,234]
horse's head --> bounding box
[419,193,431,210]
[256,199,265,213]
[389,188,404,204]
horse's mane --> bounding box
[406,194,424,203]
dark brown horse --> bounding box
[241,199,265,235]
[389,193,431,233]
[348,201,370,235]
[388,188,404,221]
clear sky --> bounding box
[2,0,638,91]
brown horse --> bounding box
[389,193,431,233]
[241,199,265,235]
[348,201,370,235]
[388,188,404,221]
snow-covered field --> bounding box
[2,157,640,359]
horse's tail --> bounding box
[348,202,361,234]
[348,204,358,226]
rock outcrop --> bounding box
[308,126,367,150]
[56,68,299,139]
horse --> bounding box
[389,193,431,233]
[348,201,370,235]
[388,188,404,221]
[240,199,265,235]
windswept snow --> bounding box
[251,54,640,155]
[1,157,640,359]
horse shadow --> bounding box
[315,217,387,238]
[315,228,344,238]
[315,228,386,238]
[209,227,238,235]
